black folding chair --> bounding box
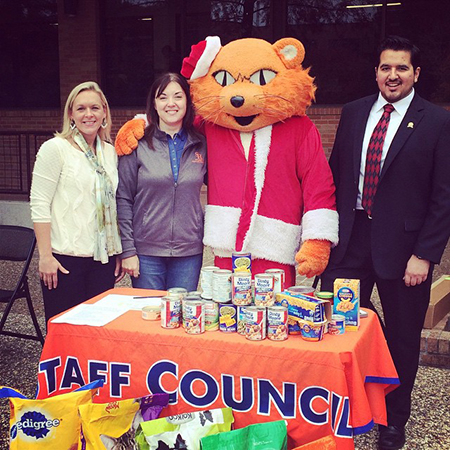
[0,225,45,345]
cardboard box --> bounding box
[424,275,450,329]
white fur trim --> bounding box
[204,204,302,265]
[241,126,272,250]
[134,113,148,126]
[191,36,222,81]
[203,204,240,251]
[301,208,339,246]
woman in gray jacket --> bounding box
[117,73,207,291]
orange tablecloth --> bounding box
[37,288,399,449]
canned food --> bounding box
[142,305,161,321]
[267,306,288,341]
[203,299,219,331]
[254,273,275,306]
[182,295,202,328]
[329,314,345,335]
[265,269,285,294]
[183,300,205,334]
[287,285,315,297]
[232,251,251,273]
[219,303,238,332]
[243,306,266,340]
[212,269,232,303]
[161,296,181,329]
[200,266,219,299]
[188,290,203,298]
[237,305,248,335]
[232,272,252,305]
[315,291,333,301]
[167,287,188,300]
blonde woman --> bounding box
[30,81,123,325]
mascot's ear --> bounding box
[272,38,305,69]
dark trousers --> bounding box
[321,210,432,427]
[41,254,117,326]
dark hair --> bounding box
[144,72,196,147]
[377,35,420,70]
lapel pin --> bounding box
[407,122,414,128]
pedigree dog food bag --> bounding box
[0,380,102,450]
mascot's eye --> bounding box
[249,69,277,86]
[213,70,236,87]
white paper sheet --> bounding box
[51,294,162,327]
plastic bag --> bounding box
[79,392,169,449]
[136,407,234,450]
[0,380,102,450]
[200,420,287,450]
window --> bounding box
[0,0,59,108]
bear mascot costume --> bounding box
[116,36,339,287]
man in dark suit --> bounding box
[321,36,450,450]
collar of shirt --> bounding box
[373,88,415,117]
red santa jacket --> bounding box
[198,115,339,265]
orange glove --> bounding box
[295,239,332,279]
[115,118,146,156]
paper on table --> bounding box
[50,294,163,327]
[95,294,162,310]
[51,304,124,327]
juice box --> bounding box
[333,279,360,331]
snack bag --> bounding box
[292,435,336,449]
[79,392,169,449]
[136,407,234,450]
[200,420,287,450]
[0,380,102,450]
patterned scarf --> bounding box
[73,129,122,263]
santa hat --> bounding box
[181,36,221,80]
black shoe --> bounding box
[378,425,406,450]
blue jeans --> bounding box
[132,254,203,291]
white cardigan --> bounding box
[30,137,119,257]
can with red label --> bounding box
[265,269,285,294]
[183,300,205,334]
[243,306,267,340]
[267,306,289,341]
[203,299,219,331]
[161,296,181,329]
[232,272,252,305]
[254,273,275,306]
[287,285,315,297]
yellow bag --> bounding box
[0,380,102,449]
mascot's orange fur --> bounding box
[116,36,339,286]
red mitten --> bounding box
[295,239,331,278]
[115,118,146,156]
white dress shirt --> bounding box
[356,89,415,209]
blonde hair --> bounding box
[55,81,112,143]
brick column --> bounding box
[57,0,101,107]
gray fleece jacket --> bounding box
[117,128,207,259]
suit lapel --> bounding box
[380,94,425,181]
[353,95,376,183]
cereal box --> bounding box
[333,279,360,331]
[275,292,331,335]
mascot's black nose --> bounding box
[230,96,245,108]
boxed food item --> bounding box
[275,292,331,335]
[424,275,450,329]
[333,279,360,331]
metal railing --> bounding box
[0,132,53,194]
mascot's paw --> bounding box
[295,239,331,279]
[115,118,145,155]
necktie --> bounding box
[362,103,395,216]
